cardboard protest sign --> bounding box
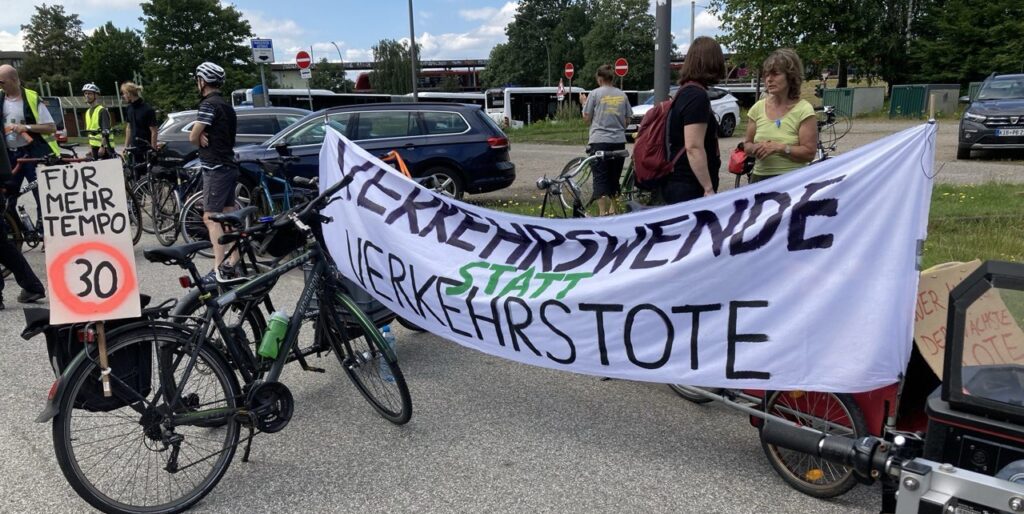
[38,160,141,324]
[913,261,1024,378]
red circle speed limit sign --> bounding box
[37,160,142,323]
[614,58,629,77]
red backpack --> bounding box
[632,83,704,187]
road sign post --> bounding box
[296,50,314,110]
[615,57,629,90]
[564,63,574,105]
[251,38,274,106]
[38,159,142,396]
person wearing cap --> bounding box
[189,61,240,284]
[82,83,112,160]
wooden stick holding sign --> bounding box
[96,321,111,396]
[36,160,142,398]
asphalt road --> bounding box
[480,118,1024,202]
[1,229,883,513]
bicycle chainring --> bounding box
[245,381,294,433]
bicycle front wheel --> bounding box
[759,390,867,498]
[53,324,241,513]
[320,289,412,425]
[125,187,143,245]
[560,157,594,211]
[131,176,157,234]
[150,178,181,246]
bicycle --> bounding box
[731,105,852,188]
[149,162,204,247]
[537,149,628,218]
[46,174,412,513]
[179,158,315,258]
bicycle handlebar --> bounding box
[761,420,894,483]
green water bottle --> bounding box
[258,311,290,359]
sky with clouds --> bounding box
[1,1,723,63]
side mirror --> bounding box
[274,142,291,157]
[959,95,970,104]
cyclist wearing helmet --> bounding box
[82,83,112,159]
[189,61,240,283]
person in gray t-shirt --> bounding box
[580,64,631,215]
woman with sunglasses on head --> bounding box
[741,49,817,182]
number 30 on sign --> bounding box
[37,160,141,324]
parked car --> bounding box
[626,86,742,138]
[958,73,1024,160]
[157,106,309,166]
[233,102,515,199]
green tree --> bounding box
[481,0,594,88]
[140,0,257,114]
[78,22,144,94]
[579,0,655,90]
[370,39,420,94]
[908,0,1024,84]
[19,4,85,90]
[709,0,882,87]
[308,58,353,92]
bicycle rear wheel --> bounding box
[180,192,214,258]
[759,390,867,498]
[53,324,241,513]
[320,289,412,425]
[131,176,157,235]
[151,178,181,246]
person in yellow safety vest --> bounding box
[82,83,112,160]
[0,64,58,227]
[0,64,48,307]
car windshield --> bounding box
[978,78,1024,100]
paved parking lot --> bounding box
[1,230,884,513]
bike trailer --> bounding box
[23,295,154,412]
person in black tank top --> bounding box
[661,37,726,205]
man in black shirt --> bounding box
[0,122,46,308]
[189,62,240,284]
[121,82,157,176]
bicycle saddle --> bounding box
[208,205,258,228]
[143,241,213,265]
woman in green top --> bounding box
[741,49,817,181]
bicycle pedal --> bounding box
[303,365,326,373]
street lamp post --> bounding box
[408,0,419,101]
[330,41,347,92]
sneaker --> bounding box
[215,262,247,285]
[18,290,45,303]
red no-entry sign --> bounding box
[564,63,574,80]
[614,58,629,77]
[296,50,312,69]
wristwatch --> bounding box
[784,144,791,155]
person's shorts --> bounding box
[202,165,239,212]
[588,142,626,198]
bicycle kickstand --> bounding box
[290,343,325,374]
[242,421,256,463]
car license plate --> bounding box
[996,128,1024,136]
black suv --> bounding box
[958,73,1024,159]
[234,102,515,199]
[157,106,308,166]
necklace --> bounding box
[768,96,792,128]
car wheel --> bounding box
[956,145,971,160]
[422,166,464,199]
[718,114,737,137]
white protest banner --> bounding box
[319,124,937,392]
[38,159,141,324]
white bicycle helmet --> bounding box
[195,62,226,85]
[81,83,100,94]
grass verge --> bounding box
[471,183,1024,268]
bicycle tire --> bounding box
[180,192,214,258]
[321,289,412,425]
[561,157,594,211]
[125,186,143,245]
[620,164,653,204]
[131,176,157,235]
[172,286,269,362]
[540,189,571,219]
[759,390,867,498]
[53,324,241,513]
[151,178,181,246]
[667,385,723,404]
